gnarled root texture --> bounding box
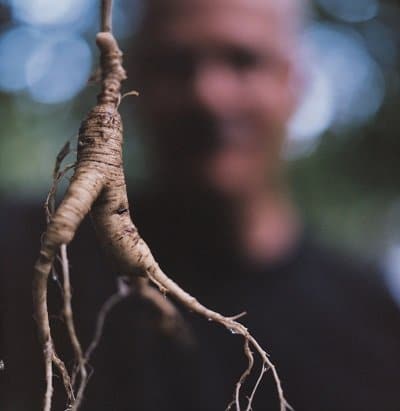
[33,14,292,411]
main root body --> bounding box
[33,3,292,411]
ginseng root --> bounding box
[32,1,292,410]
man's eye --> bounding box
[228,49,261,70]
[145,50,195,78]
[169,52,196,77]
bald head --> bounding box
[138,0,309,37]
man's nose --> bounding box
[190,61,239,114]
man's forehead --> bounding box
[142,0,305,37]
[146,0,303,20]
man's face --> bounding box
[136,0,301,196]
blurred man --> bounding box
[132,0,303,263]
[2,0,400,410]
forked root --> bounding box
[144,261,292,411]
[32,1,292,410]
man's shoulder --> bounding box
[292,234,400,327]
[301,235,384,287]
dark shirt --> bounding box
[1,192,400,411]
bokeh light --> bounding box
[9,0,95,27]
[361,19,398,68]
[288,22,385,154]
[317,0,379,23]
[0,0,142,103]
[26,35,92,103]
[0,26,92,103]
[311,24,385,129]
[287,64,334,157]
[0,26,42,91]
[385,244,400,306]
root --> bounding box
[34,171,104,409]
[60,244,87,411]
[226,339,254,411]
[52,352,75,403]
[246,366,268,411]
[144,261,292,411]
[43,341,53,411]
[84,276,132,364]
[134,277,188,339]
[32,0,292,410]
